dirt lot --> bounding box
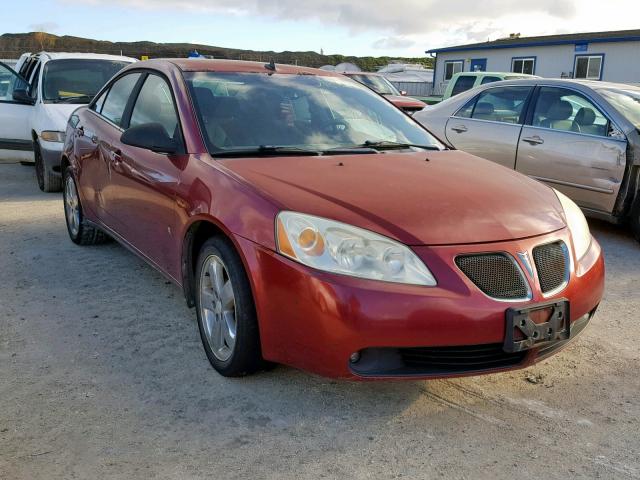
[0,163,639,480]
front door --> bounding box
[0,62,33,161]
[470,59,487,72]
[445,85,533,169]
[515,86,627,214]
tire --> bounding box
[35,141,62,192]
[630,195,640,243]
[195,236,264,376]
[63,169,110,246]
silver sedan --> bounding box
[414,79,640,241]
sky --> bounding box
[1,0,640,57]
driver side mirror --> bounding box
[121,123,179,154]
[12,88,35,105]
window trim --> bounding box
[573,54,604,81]
[511,56,536,75]
[443,60,464,81]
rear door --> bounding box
[445,85,533,169]
[0,62,34,161]
[76,72,142,226]
[106,72,184,277]
[515,86,627,214]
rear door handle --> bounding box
[451,125,468,133]
[522,135,544,145]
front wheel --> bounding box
[63,169,110,245]
[195,236,264,376]
[35,141,62,192]
[630,195,640,243]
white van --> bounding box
[0,52,136,191]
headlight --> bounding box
[276,211,436,286]
[40,131,66,143]
[554,189,592,260]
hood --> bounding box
[39,104,80,132]
[385,95,426,109]
[221,151,566,246]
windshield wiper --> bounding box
[330,140,441,152]
[212,145,322,158]
[54,94,94,104]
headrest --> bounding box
[194,88,240,119]
[574,107,596,126]
[546,100,573,121]
[474,102,494,116]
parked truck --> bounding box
[422,71,537,105]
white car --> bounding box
[0,52,136,191]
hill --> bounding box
[0,32,432,71]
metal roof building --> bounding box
[427,29,640,92]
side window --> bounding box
[532,87,609,136]
[451,76,476,96]
[0,63,30,102]
[480,76,502,85]
[469,86,532,124]
[28,64,41,99]
[454,97,476,118]
[91,89,108,113]
[129,74,180,139]
[100,73,141,127]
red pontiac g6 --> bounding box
[62,59,604,379]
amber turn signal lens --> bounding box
[277,218,296,258]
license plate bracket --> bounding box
[504,299,570,353]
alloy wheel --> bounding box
[64,174,80,238]
[199,255,237,361]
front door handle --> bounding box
[451,125,468,133]
[522,135,544,145]
[109,149,122,163]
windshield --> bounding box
[43,59,130,103]
[598,87,640,130]
[348,74,399,95]
[186,72,440,156]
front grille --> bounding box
[400,344,527,374]
[455,253,529,300]
[533,242,568,293]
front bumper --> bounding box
[235,228,604,379]
[39,140,64,177]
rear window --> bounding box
[451,76,476,96]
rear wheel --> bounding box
[63,169,110,245]
[195,236,263,376]
[35,141,62,192]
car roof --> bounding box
[472,77,640,91]
[457,71,538,78]
[150,58,341,77]
[36,51,138,63]
[343,71,380,76]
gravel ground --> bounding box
[1,163,639,480]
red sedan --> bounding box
[61,59,604,379]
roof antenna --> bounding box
[265,59,276,72]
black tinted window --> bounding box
[480,76,502,85]
[129,74,180,139]
[101,73,141,127]
[451,76,476,96]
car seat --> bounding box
[573,107,606,136]
[539,100,574,131]
[474,102,495,121]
